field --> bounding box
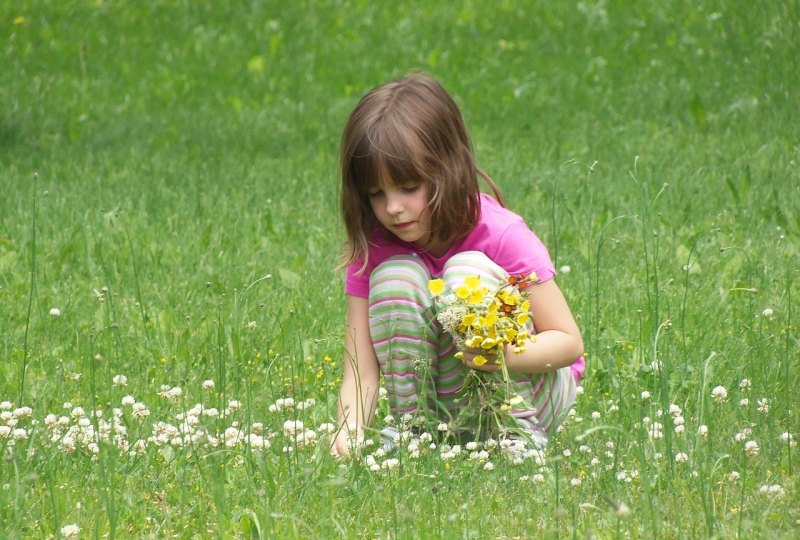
[1,1,798,538]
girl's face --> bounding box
[367,180,449,255]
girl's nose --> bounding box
[386,194,403,215]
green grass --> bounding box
[1,1,798,537]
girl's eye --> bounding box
[402,184,420,193]
[367,190,383,198]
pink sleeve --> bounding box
[344,261,370,298]
[493,221,556,283]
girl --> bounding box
[333,72,585,457]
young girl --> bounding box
[333,72,585,457]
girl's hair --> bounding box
[340,71,504,270]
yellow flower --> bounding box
[521,300,530,312]
[454,351,464,360]
[480,337,497,349]
[480,312,498,327]
[473,355,487,366]
[455,285,470,299]
[428,278,446,296]
[14,16,25,25]
[516,312,529,326]
[468,289,485,305]
[466,335,483,348]
[461,312,476,327]
[464,275,482,289]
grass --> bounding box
[1,0,798,537]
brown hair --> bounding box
[340,72,504,271]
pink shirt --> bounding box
[345,193,556,297]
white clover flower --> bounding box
[757,398,769,414]
[780,432,796,447]
[570,477,582,486]
[382,458,399,470]
[50,307,61,317]
[0,401,11,411]
[591,411,601,420]
[674,425,685,435]
[698,425,708,437]
[563,449,572,457]
[202,379,215,391]
[131,402,150,418]
[12,407,32,419]
[379,387,388,399]
[112,375,127,387]
[711,386,728,403]
[559,265,571,274]
[739,398,749,407]
[728,470,740,481]
[0,425,11,438]
[614,502,630,518]
[247,321,258,330]
[465,441,479,451]
[669,404,682,416]
[674,452,688,463]
[758,484,784,498]
[121,395,135,406]
[739,378,752,390]
[483,461,495,471]
[531,473,545,483]
[61,524,80,538]
[761,308,774,318]
[744,440,760,457]
[227,399,241,410]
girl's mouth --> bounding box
[393,222,414,230]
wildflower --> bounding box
[758,484,784,498]
[711,386,728,403]
[121,395,135,406]
[780,432,796,447]
[559,265,571,274]
[570,478,582,486]
[674,452,688,463]
[744,440,760,457]
[698,425,708,437]
[382,458,400,470]
[739,398,749,406]
[640,391,651,400]
[202,380,215,391]
[436,422,449,432]
[591,411,601,420]
[613,502,630,518]
[757,398,769,414]
[12,407,32,419]
[761,308,773,318]
[483,461,495,471]
[739,378,751,390]
[112,375,128,387]
[428,279,446,296]
[728,471,740,481]
[61,524,80,539]
[50,307,61,317]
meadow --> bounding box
[1,1,798,537]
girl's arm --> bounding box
[462,279,584,374]
[333,295,381,456]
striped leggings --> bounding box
[368,251,579,435]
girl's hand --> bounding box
[459,348,503,372]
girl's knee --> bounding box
[369,255,431,296]
[442,251,506,288]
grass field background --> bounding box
[1,1,798,537]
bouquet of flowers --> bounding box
[428,272,538,439]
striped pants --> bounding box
[368,251,579,435]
